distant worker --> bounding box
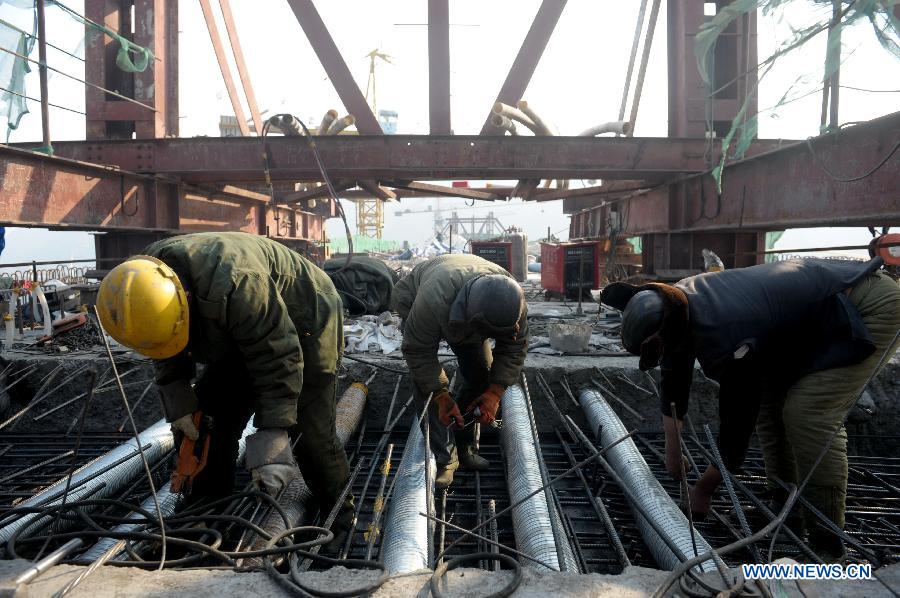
[391,254,528,488]
[602,257,900,560]
[96,232,352,548]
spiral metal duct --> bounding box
[243,382,367,567]
[380,420,434,574]
[578,389,718,572]
[77,421,258,563]
[0,419,174,546]
[502,384,579,571]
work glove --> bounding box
[171,412,200,442]
[159,379,199,422]
[245,428,300,497]
[434,391,464,429]
[466,384,505,425]
[252,463,301,497]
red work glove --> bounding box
[467,384,505,425]
[435,391,464,428]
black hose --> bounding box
[430,552,523,598]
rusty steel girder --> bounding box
[0,144,325,238]
[568,111,900,236]
[45,136,787,183]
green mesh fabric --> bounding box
[696,1,900,190]
[0,8,35,140]
[50,0,153,72]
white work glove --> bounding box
[252,463,301,497]
[245,428,299,497]
[171,413,199,441]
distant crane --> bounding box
[355,48,395,240]
[364,48,393,116]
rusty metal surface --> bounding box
[0,145,325,237]
[635,111,900,233]
[46,136,787,183]
[219,0,263,135]
[200,0,250,136]
[569,111,900,235]
[480,0,568,135]
[287,0,382,134]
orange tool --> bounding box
[171,411,213,494]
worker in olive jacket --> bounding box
[391,254,528,488]
[96,232,351,547]
[602,257,900,560]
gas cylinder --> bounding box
[869,234,900,266]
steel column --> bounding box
[85,0,135,139]
[428,0,451,134]
[199,0,249,136]
[286,0,382,134]
[480,0,567,134]
[219,0,262,134]
[35,0,51,150]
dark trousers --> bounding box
[188,350,349,516]
[419,340,493,468]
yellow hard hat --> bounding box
[96,255,189,359]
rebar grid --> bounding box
[1,426,899,571]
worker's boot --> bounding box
[458,443,489,471]
[808,526,846,564]
[435,465,455,490]
[803,487,846,564]
[764,487,804,534]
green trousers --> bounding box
[191,298,349,518]
[756,271,900,536]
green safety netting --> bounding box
[0,2,34,140]
[328,235,402,254]
[49,0,154,73]
[695,0,900,190]
[1,0,153,139]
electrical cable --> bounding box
[263,115,354,272]
[0,17,84,62]
[91,306,167,570]
[0,86,85,115]
[804,135,900,182]
[430,552,522,598]
[0,45,156,111]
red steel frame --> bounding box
[0,0,897,269]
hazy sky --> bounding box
[2,0,898,264]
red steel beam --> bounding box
[0,145,325,237]
[428,0,451,134]
[200,0,250,136]
[592,111,900,234]
[0,144,174,231]
[286,0,382,134]
[480,0,567,134]
[48,136,787,183]
[219,0,263,135]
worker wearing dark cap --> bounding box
[96,232,353,550]
[391,254,528,488]
[602,257,900,560]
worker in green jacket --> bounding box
[96,232,351,548]
[391,254,528,488]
